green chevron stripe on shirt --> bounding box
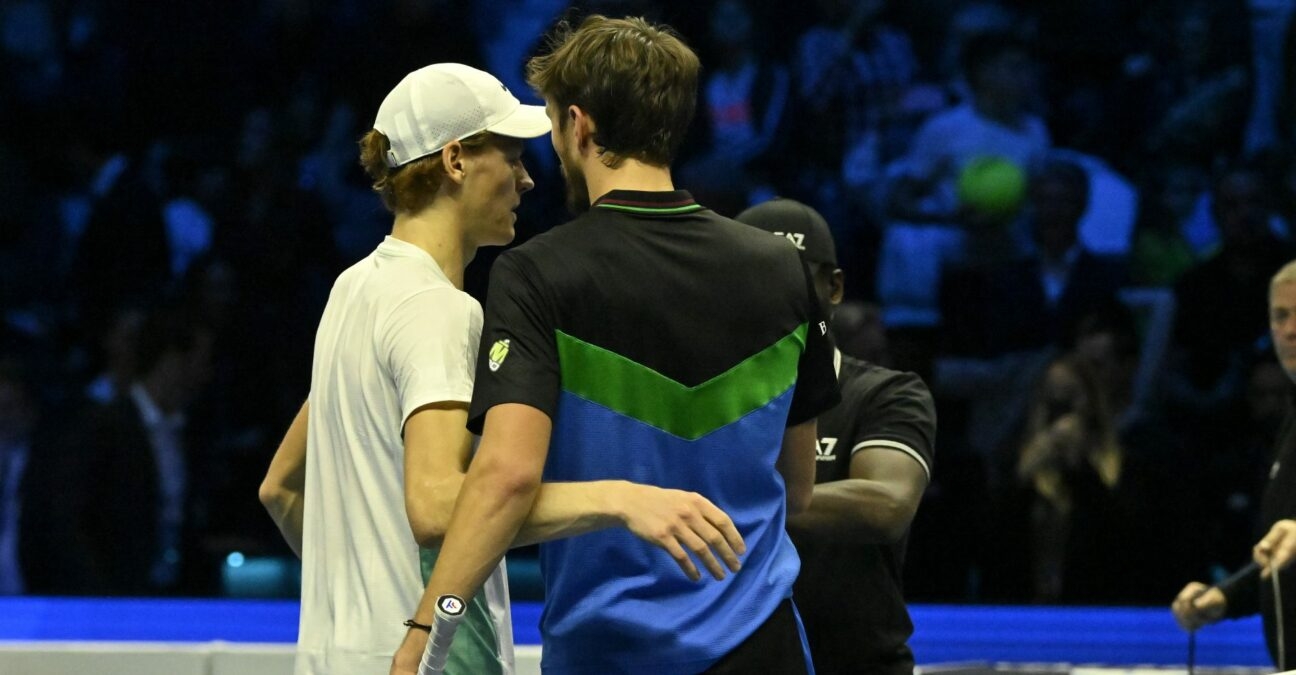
[555,323,807,440]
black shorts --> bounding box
[702,599,812,674]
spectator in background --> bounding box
[931,1,1016,90]
[1130,164,1208,287]
[216,105,338,426]
[986,355,1191,604]
[1282,11,1296,146]
[66,135,170,340]
[0,358,39,595]
[1023,0,1143,162]
[792,0,923,192]
[22,309,215,595]
[886,31,1048,228]
[1070,301,1151,434]
[939,159,1126,359]
[1242,0,1295,154]
[1120,2,1251,170]
[877,31,1048,353]
[789,0,929,291]
[83,303,147,405]
[1270,149,1296,231]
[1167,165,1295,430]
[678,0,789,216]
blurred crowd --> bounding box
[2,0,1295,605]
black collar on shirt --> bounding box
[592,190,704,217]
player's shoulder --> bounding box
[497,214,599,271]
[719,212,809,271]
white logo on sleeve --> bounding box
[774,232,806,250]
[816,437,838,461]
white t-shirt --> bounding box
[897,102,1050,216]
[878,103,1050,327]
[296,236,513,675]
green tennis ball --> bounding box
[957,155,1027,219]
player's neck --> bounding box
[585,158,675,202]
[390,208,469,290]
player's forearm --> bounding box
[260,401,309,557]
[410,477,638,548]
[417,465,541,620]
[406,472,465,547]
[786,479,918,544]
[262,488,305,557]
[778,421,819,515]
[512,480,627,547]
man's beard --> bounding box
[561,158,591,215]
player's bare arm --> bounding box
[778,419,820,515]
[258,400,308,558]
[786,445,928,544]
[404,402,745,564]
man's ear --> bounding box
[441,140,467,184]
[830,268,845,306]
[568,105,597,153]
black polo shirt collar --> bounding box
[592,189,703,216]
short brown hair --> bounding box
[358,129,493,214]
[526,15,699,167]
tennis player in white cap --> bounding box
[259,63,744,675]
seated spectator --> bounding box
[22,308,216,595]
[791,0,925,189]
[1118,2,1251,169]
[0,357,40,595]
[940,159,1126,358]
[1169,165,1296,400]
[982,355,1193,604]
[1269,147,1296,230]
[877,31,1049,330]
[886,31,1048,227]
[678,0,789,215]
[1069,300,1147,433]
[1130,164,1208,287]
[83,303,147,405]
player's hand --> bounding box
[1255,519,1296,578]
[389,628,425,675]
[614,482,746,582]
[1171,582,1227,631]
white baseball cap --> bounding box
[373,63,551,168]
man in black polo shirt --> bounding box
[417,15,840,675]
[1173,258,1296,669]
[739,198,937,675]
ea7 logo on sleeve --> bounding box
[816,437,838,461]
[488,339,510,372]
[774,232,806,250]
